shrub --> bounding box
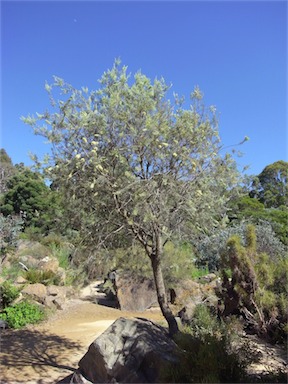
[0,281,20,309]
[23,268,61,286]
[195,220,286,271]
[41,233,66,248]
[50,243,72,269]
[161,305,249,383]
[0,214,23,257]
[218,224,288,343]
[0,301,45,328]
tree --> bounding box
[0,165,60,232]
[250,161,288,208]
[0,149,15,194]
[22,61,242,334]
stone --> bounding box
[56,267,66,285]
[22,283,47,304]
[178,302,197,324]
[47,285,67,297]
[19,255,39,269]
[14,276,27,285]
[77,317,180,383]
[113,272,158,311]
[38,257,59,273]
[169,279,202,306]
[0,319,8,330]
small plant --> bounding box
[49,243,71,269]
[24,268,61,285]
[0,301,45,328]
[0,280,20,309]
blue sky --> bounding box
[1,0,287,176]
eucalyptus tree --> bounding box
[22,61,242,335]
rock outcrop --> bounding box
[112,272,158,311]
[71,317,180,383]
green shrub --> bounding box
[0,301,45,328]
[17,242,50,259]
[162,306,249,383]
[0,281,20,309]
[49,243,71,269]
[41,233,66,248]
[0,214,23,256]
[0,263,23,281]
[218,225,288,343]
[23,268,61,286]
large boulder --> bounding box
[74,317,180,383]
[22,283,47,304]
[113,272,158,311]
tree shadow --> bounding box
[0,327,82,383]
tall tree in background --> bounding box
[0,165,60,232]
[251,161,288,208]
[23,61,242,334]
[0,149,15,194]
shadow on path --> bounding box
[0,327,81,383]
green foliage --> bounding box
[218,224,288,343]
[0,148,16,194]
[253,161,288,208]
[22,60,242,333]
[229,196,288,245]
[23,268,61,286]
[162,305,248,383]
[0,263,23,281]
[0,281,21,309]
[0,301,45,328]
[22,60,241,257]
[195,220,286,271]
[50,244,71,269]
[0,214,23,256]
[0,165,63,234]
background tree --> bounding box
[0,165,61,233]
[228,162,288,245]
[23,61,242,334]
[0,149,16,194]
[250,160,288,208]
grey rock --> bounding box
[0,319,8,330]
[78,317,180,383]
[113,272,158,311]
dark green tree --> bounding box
[0,149,16,194]
[0,165,60,232]
[251,161,288,208]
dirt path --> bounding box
[0,282,287,384]
[0,281,164,384]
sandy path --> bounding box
[0,282,164,384]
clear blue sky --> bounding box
[1,0,287,176]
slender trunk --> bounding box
[150,236,179,336]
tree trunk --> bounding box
[150,239,179,336]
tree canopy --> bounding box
[22,61,242,333]
[251,160,288,208]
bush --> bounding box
[195,220,286,271]
[218,225,288,343]
[0,301,45,328]
[50,243,71,269]
[24,268,61,286]
[0,281,20,309]
[41,233,66,248]
[0,214,23,257]
[162,305,249,383]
